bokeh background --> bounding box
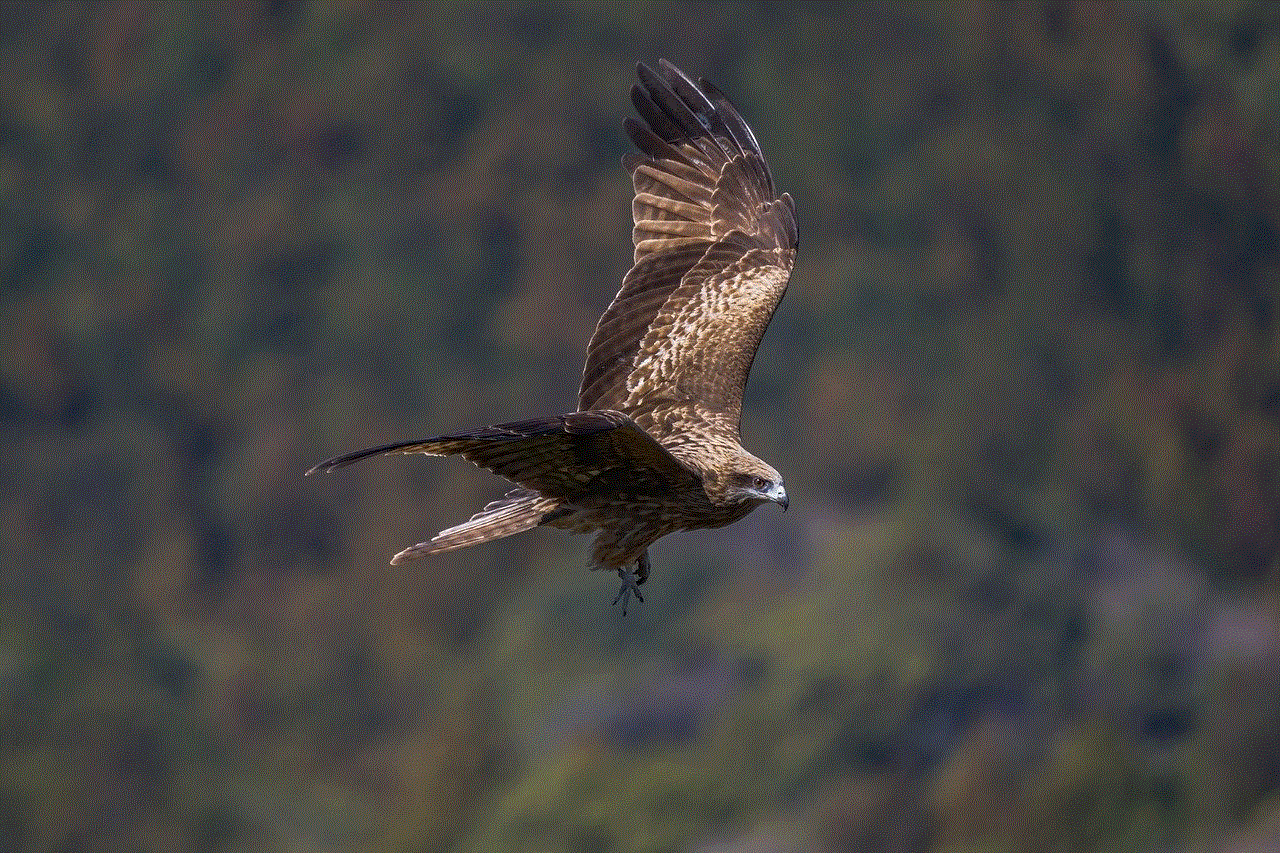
[3,2,1279,851]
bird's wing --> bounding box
[578,60,797,439]
[306,409,699,498]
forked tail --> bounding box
[390,489,561,565]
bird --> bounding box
[308,60,797,614]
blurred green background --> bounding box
[3,2,1279,851]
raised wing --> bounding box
[306,409,698,498]
[578,60,797,439]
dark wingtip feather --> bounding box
[306,453,358,475]
[305,450,372,476]
[631,85,682,142]
[305,436,436,475]
[658,60,721,131]
[624,116,696,165]
[635,60,723,162]
[696,77,763,156]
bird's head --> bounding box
[728,460,788,511]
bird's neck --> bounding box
[685,444,762,507]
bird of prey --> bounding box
[308,60,797,614]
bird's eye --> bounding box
[754,477,767,489]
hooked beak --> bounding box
[769,484,789,511]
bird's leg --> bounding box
[612,552,649,616]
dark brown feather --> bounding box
[578,240,709,411]
[389,488,561,563]
[308,409,697,499]
[310,61,796,575]
[578,60,797,438]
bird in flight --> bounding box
[309,60,797,614]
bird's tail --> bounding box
[390,489,561,565]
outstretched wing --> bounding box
[306,409,698,499]
[578,60,797,439]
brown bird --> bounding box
[308,60,797,614]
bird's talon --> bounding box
[612,569,644,616]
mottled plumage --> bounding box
[308,60,797,612]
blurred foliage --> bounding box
[1,1,1279,852]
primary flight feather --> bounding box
[309,60,797,614]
